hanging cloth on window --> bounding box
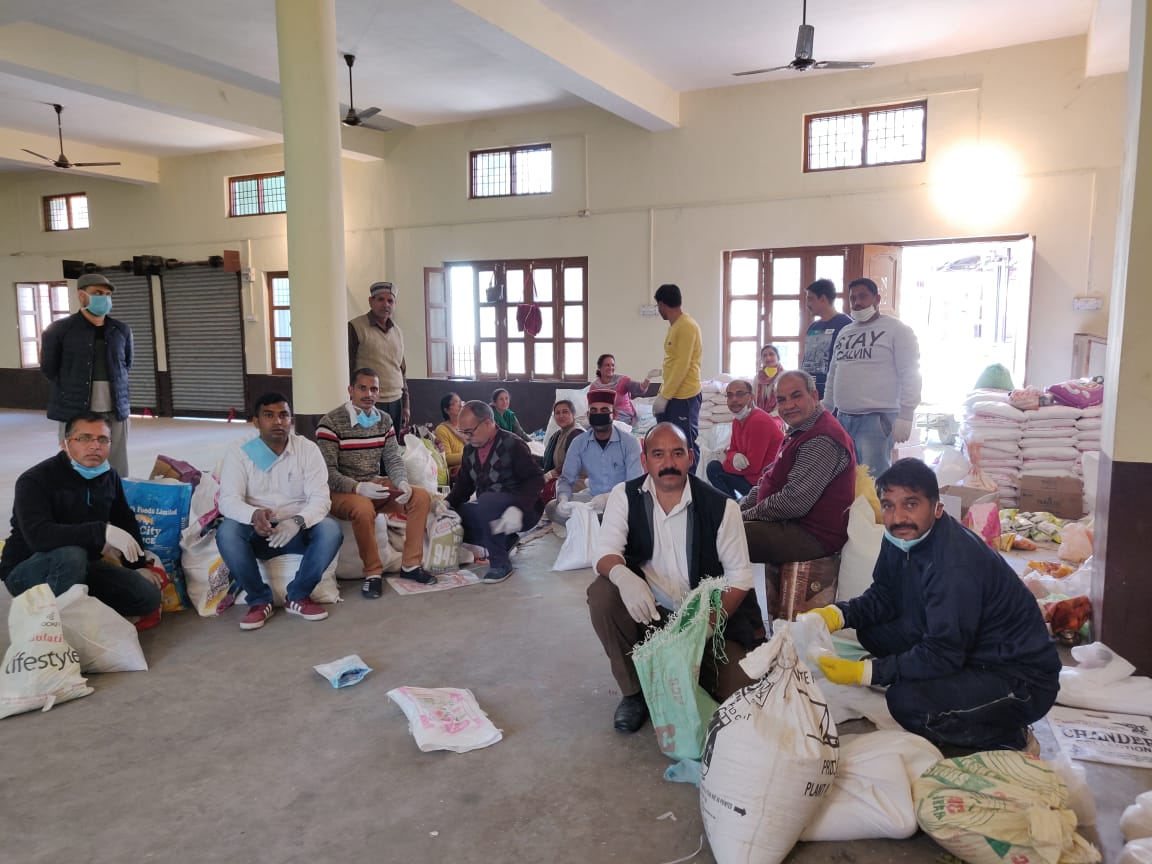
[516,275,542,336]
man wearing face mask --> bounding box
[824,277,922,476]
[41,274,134,476]
[803,459,1058,755]
[0,414,162,627]
[705,380,783,500]
[546,390,643,528]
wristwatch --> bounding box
[292,515,307,529]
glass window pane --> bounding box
[261,175,286,213]
[532,268,553,302]
[430,342,447,372]
[17,285,34,313]
[429,307,447,339]
[38,303,51,330]
[506,269,524,304]
[507,341,525,375]
[70,195,89,228]
[729,341,757,378]
[472,150,511,197]
[814,256,844,293]
[428,273,446,305]
[479,306,497,339]
[563,342,584,377]
[19,312,37,339]
[21,341,39,367]
[771,258,801,296]
[729,299,758,338]
[808,113,864,170]
[730,257,759,296]
[776,341,801,372]
[231,179,259,216]
[52,284,70,310]
[505,307,518,335]
[271,278,291,306]
[563,267,583,302]
[563,305,583,339]
[534,342,554,376]
[274,310,292,338]
[275,342,293,370]
[866,105,925,165]
[536,305,554,339]
[770,299,802,338]
[514,146,552,194]
[48,197,68,230]
[479,341,498,374]
[479,270,497,301]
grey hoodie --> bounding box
[824,313,922,421]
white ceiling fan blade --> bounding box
[356,107,381,121]
[21,148,54,162]
[71,161,122,167]
[812,60,875,69]
[733,64,794,77]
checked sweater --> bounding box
[315,403,408,494]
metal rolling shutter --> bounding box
[161,267,246,416]
[102,271,157,410]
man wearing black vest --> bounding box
[588,422,764,734]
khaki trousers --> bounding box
[330,481,431,573]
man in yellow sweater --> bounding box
[653,283,703,466]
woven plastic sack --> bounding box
[424,509,464,573]
[914,751,1101,864]
[552,503,600,572]
[633,578,725,761]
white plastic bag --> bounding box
[0,584,93,719]
[56,585,148,673]
[1051,755,1097,828]
[239,554,340,607]
[1122,791,1152,842]
[838,496,883,601]
[552,502,601,571]
[181,527,236,616]
[386,686,503,753]
[700,623,839,864]
[334,515,402,579]
[1120,839,1152,864]
[401,442,439,493]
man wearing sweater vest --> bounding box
[741,371,857,566]
[824,277,922,476]
[316,368,435,599]
[348,281,409,434]
[705,379,783,499]
[651,283,703,468]
[589,422,764,734]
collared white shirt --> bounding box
[219,432,331,528]
[597,475,753,611]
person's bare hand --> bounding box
[252,508,275,537]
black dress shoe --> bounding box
[613,693,649,734]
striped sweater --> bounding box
[315,403,408,494]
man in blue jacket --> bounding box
[807,458,1059,754]
[41,274,134,476]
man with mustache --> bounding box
[588,422,765,734]
[805,458,1058,755]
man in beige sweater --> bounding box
[348,281,409,433]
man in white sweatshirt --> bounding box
[824,278,922,476]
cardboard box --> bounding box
[939,484,998,520]
[1019,474,1084,520]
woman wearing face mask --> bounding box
[753,345,785,416]
[434,392,466,477]
[490,388,531,442]
[588,354,650,427]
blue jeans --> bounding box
[858,619,1057,751]
[837,411,896,477]
[4,545,160,617]
[657,394,702,468]
[705,460,752,500]
[215,517,343,606]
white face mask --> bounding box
[851,307,877,323]
[734,403,753,421]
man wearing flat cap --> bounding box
[546,390,643,528]
[348,281,410,432]
[41,273,134,476]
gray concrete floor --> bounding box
[0,410,1147,863]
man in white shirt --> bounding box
[588,422,765,734]
[217,392,343,631]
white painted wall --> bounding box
[0,36,1125,396]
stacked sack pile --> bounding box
[1019,404,1080,479]
[1076,408,1102,462]
[696,378,734,433]
[959,389,1025,507]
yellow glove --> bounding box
[818,655,868,686]
[809,605,844,633]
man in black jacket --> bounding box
[41,273,134,476]
[588,422,765,733]
[0,414,161,622]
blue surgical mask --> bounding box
[85,292,113,317]
[71,459,111,479]
[884,525,933,553]
[241,436,280,472]
[356,410,377,429]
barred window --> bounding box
[16,282,70,367]
[43,193,89,231]
[470,145,552,198]
[266,272,292,373]
[229,172,287,217]
[805,101,926,172]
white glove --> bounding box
[555,495,572,517]
[355,481,391,500]
[646,368,663,381]
[608,564,659,624]
[394,480,413,504]
[893,418,914,444]
[267,518,302,549]
[489,506,524,536]
[105,525,143,561]
[652,395,669,417]
[732,453,750,471]
[589,493,611,513]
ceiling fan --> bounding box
[733,0,875,76]
[341,54,381,127]
[21,103,121,169]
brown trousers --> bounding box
[586,575,755,702]
[743,519,826,565]
[329,481,431,573]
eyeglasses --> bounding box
[459,425,479,438]
[71,434,111,446]
[725,390,751,399]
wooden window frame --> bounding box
[228,171,287,217]
[42,193,89,231]
[469,144,552,199]
[266,271,292,374]
[16,281,70,367]
[803,100,927,173]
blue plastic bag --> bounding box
[122,478,193,611]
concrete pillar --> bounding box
[275,0,347,417]
[1093,0,1152,673]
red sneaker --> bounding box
[240,603,274,631]
[133,607,162,632]
[285,598,329,621]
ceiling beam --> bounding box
[450,0,680,131]
[1086,0,1132,77]
[0,126,158,183]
